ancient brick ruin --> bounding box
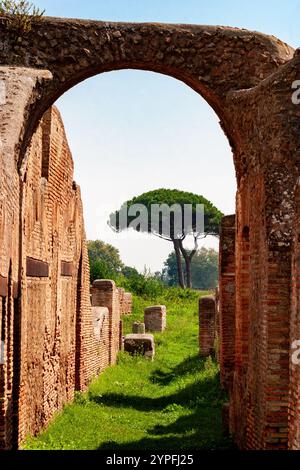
[132,322,146,334]
[199,296,216,357]
[0,104,131,449]
[118,288,133,316]
[1,15,300,450]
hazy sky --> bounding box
[34,1,299,272]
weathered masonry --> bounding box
[0,16,300,450]
[0,103,132,449]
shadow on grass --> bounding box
[90,375,223,411]
[89,359,235,451]
[150,354,208,386]
[96,397,235,451]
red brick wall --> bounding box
[1,28,299,450]
[199,296,216,357]
[227,173,290,450]
[215,287,220,363]
[0,107,126,449]
[229,185,250,447]
[0,69,24,450]
[289,184,300,449]
[219,215,236,391]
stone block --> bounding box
[124,334,155,360]
[132,322,146,334]
[92,307,108,341]
[144,306,166,332]
[222,402,230,437]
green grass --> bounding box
[24,290,234,450]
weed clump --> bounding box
[0,1,44,33]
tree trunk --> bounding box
[179,240,197,289]
[185,257,192,289]
[173,239,185,289]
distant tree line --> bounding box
[162,247,218,290]
[88,240,219,295]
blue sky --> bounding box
[33,1,299,272]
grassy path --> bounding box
[25,291,234,450]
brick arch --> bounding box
[0,17,292,173]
